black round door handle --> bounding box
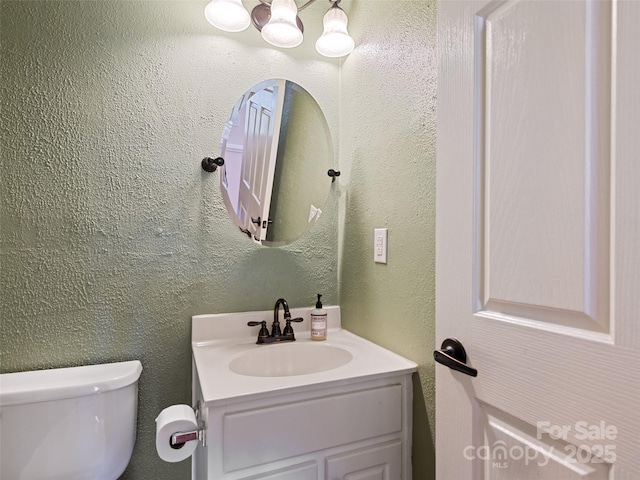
[434,338,478,377]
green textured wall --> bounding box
[0,1,340,479]
[338,1,438,478]
[269,81,333,244]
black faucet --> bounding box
[272,298,288,337]
[247,298,303,344]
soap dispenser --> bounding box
[311,294,327,341]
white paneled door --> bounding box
[436,1,639,478]
[239,81,285,242]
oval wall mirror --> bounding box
[215,79,334,247]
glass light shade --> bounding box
[315,4,354,57]
[204,0,251,33]
[261,0,303,48]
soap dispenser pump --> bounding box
[311,294,327,341]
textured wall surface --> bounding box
[268,81,333,245]
[0,2,340,479]
[338,1,438,478]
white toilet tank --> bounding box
[0,360,142,480]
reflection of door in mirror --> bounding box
[219,81,286,241]
[241,82,285,241]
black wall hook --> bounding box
[202,157,225,172]
[328,169,341,182]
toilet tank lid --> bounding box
[0,360,142,407]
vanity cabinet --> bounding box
[192,373,413,480]
[190,308,417,480]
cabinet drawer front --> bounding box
[325,440,402,480]
[224,384,402,472]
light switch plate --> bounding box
[374,228,387,264]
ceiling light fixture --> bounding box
[204,0,355,57]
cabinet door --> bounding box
[238,461,317,480]
[325,441,402,480]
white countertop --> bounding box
[192,306,418,406]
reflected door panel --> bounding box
[238,82,285,242]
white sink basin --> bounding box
[229,343,353,377]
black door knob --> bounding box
[434,338,478,377]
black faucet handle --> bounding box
[248,321,269,339]
[282,317,304,337]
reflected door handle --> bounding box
[251,217,273,229]
[434,338,478,377]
